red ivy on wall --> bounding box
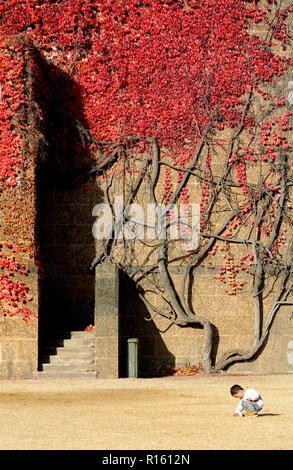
[1,1,291,159]
[0,36,38,323]
[0,242,37,325]
[0,37,26,186]
[0,0,292,319]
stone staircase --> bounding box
[37,330,96,379]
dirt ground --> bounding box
[0,373,293,450]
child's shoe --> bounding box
[242,411,258,417]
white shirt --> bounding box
[234,388,263,416]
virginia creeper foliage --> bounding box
[0,1,291,160]
[0,0,292,373]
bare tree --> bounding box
[86,73,293,372]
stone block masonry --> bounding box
[94,261,120,378]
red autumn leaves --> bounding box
[0,0,292,320]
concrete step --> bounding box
[49,330,94,338]
[42,362,95,372]
[41,331,94,348]
[48,355,94,365]
[70,331,95,338]
[36,371,97,380]
[42,343,94,353]
[43,348,94,359]
[38,329,96,379]
[62,337,94,347]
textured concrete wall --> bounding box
[1,17,292,379]
[0,39,39,377]
[117,268,293,375]
[91,71,293,377]
[0,265,38,379]
[94,261,119,378]
[93,256,293,377]
[0,157,39,378]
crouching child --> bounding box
[230,384,263,417]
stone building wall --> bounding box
[1,18,292,379]
[94,261,293,377]
[0,133,39,378]
[0,37,39,378]
[0,287,38,378]
[93,77,293,378]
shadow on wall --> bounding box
[118,271,222,375]
[119,273,175,377]
[187,267,220,367]
[33,49,102,358]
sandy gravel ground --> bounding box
[0,373,293,450]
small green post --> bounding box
[127,338,139,378]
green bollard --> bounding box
[127,338,139,378]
